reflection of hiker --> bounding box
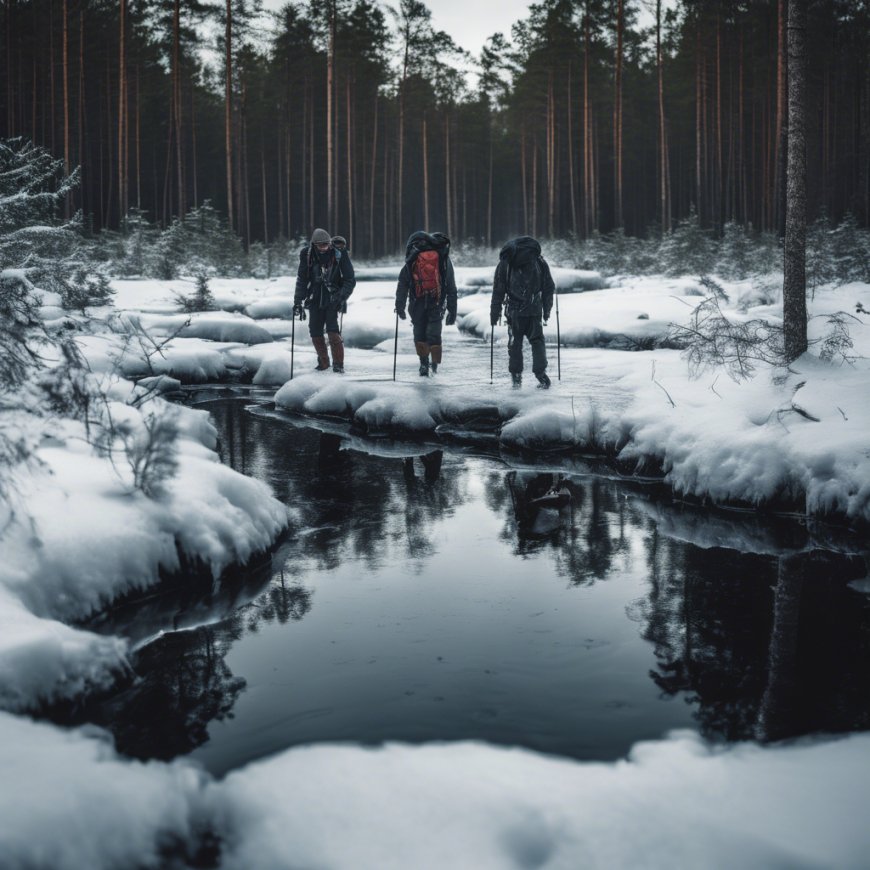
[395,231,458,377]
[293,228,356,373]
[403,450,444,486]
[490,236,555,389]
[507,471,571,539]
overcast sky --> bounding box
[260,0,532,59]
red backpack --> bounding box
[412,250,441,301]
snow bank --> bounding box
[0,394,288,711]
[2,716,869,870]
[613,352,870,520]
[274,375,513,437]
[0,712,203,870]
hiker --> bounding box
[293,228,356,373]
[490,236,555,389]
[395,230,458,376]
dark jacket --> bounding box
[294,245,356,309]
[491,236,555,322]
[395,231,458,320]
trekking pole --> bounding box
[555,285,561,381]
[290,308,296,380]
[392,310,399,382]
[490,324,494,385]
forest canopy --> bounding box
[2,0,868,257]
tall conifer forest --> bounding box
[2,0,868,257]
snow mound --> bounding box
[245,297,293,320]
[3,716,869,870]
[179,313,274,345]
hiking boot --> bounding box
[333,363,344,374]
[312,335,330,370]
[430,361,438,374]
[419,360,429,377]
[511,373,522,389]
[314,361,330,371]
[535,372,551,389]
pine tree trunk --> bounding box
[695,21,703,220]
[445,112,452,237]
[783,0,807,361]
[547,71,555,238]
[346,75,353,245]
[261,148,268,243]
[614,0,624,229]
[657,0,669,231]
[62,0,70,216]
[775,0,787,237]
[225,0,233,231]
[118,0,126,223]
[326,0,335,227]
[487,129,493,246]
[369,94,378,257]
[583,7,591,237]
[521,130,528,231]
[567,62,577,238]
[136,64,141,208]
[173,0,184,218]
[422,116,429,229]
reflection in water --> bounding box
[54,398,870,769]
[638,536,870,743]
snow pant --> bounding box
[507,314,547,375]
[412,307,443,365]
[308,303,343,369]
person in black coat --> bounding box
[490,236,555,389]
[293,228,356,373]
[395,231,458,376]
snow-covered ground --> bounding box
[3,265,869,868]
[2,712,869,869]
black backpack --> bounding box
[501,236,543,314]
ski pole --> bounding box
[290,308,296,380]
[555,284,561,381]
[393,310,399,382]
[490,323,494,385]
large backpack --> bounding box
[507,257,542,312]
[500,235,543,314]
[412,249,442,302]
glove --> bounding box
[395,307,407,320]
[544,311,551,325]
[445,311,456,326]
[340,301,348,314]
[490,312,499,327]
[293,303,306,321]
[543,318,549,327]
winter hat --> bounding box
[331,235,347,248]
[311,228,331,245]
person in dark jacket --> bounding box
[293,228,356,372]
[490,236,555,389]
[395,231,458,376]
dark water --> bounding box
[76,396,870,776]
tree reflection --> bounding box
[638,526,870,743]
[96,619,247,761]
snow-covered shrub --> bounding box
[715,222,755,279]
[806,212,837,294]
[175,273,216,313]
[669,283,784,381]
[658,207,715,276]
[829,213,870,284]
[178,200,246,277]
[0,138,88,297]
[62,269,115,314]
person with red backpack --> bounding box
[293,228,356,373]
[395,231,458,376]
[490,236,555,389]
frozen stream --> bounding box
[61,395,870,776]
